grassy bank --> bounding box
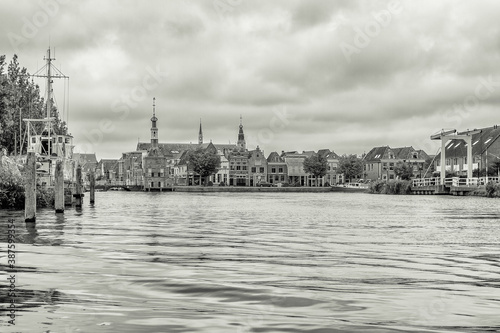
[467,182,500,197]
[368,180,412,195]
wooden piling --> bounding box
[73,164,84,208]
[24,152,36,222]
[90,171,95,204]
[54,160,64,213]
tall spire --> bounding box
[237,115,246,151]
[198,118,203,145]
[150,97,158,150]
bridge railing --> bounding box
[412,177,440,187]
[413,176,500,187]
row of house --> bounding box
[361,125,500,181]
[81,100,500,187]
[89,102,344,189]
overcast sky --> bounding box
[2,0,500,159]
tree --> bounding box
[187,148,221,186]
[0,54,67,155]
[394,161,414,180]
[303,154,327,186]
[338,154,363,183]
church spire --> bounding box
[150,97,158,150]
[237,115,246,151]
[198,118,203,145]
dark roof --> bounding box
[364,146,429,162]
[364,146,390,162]
[73,153,97,165]
[98,159,118,170]
[317,149,331,158]
[438,125,500,158]
[137,142,194,157]
[325,151,340,160]
[267,151,285,163]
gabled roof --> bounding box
[325,151,340,160]
[98,159,118,170]
[438,125,500,158]
[317,149,331,158]
[73,153,97,165]
[267,151,285,163]
[364,146,390,162]
[137,142,194,157]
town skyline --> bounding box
[2,1,500,159]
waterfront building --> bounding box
[142,98,170,191]
[248,146,268,186]
[434,125,500,176]
[283,151,315,186]
[267,151,288,185]
[121,151,143,186]
[228,117,249,186]
[363,146,429,181]
[73,153,97,187]
[96,159,118,185]
[323,150,342,185]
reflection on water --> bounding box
[1,192,500,332]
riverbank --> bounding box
[368,180,412,195]
[174,186,333,193]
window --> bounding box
[158,182,161,187]
[271,167,276,173]
[148,168,152,177]
[389,174,394,179]
[278,167,283,173]
[151,182,154,187]
[242,166,247,171]
[32,137,36,143]
[160,168,164,177]
[236,165,241,170]
[58,137,63,143]
[251,167,256,173]
[260,167,264,173]
[65,138,70,143]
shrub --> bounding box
[324,181,330,187]
[219,181,225,186]
[369,180,411,195]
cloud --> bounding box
[1,0,500,159]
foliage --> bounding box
[394,162,414,180]
[219,181,225,186]
[0,54,67,155]
[422,157,435,176]
[302,154,327,186]
[369,180,412,195]
[338,154,363,182]
[187,148,221,185]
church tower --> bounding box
[150,97,158,150]
[198,119,203,145]
[237,115,246,151]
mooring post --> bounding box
[73,164,84,208]
[55,160,64,213]
[90,171,95,204]
[24,152,36,222]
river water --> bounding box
[1,192,500,333]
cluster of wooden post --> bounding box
[24,154,96,222]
